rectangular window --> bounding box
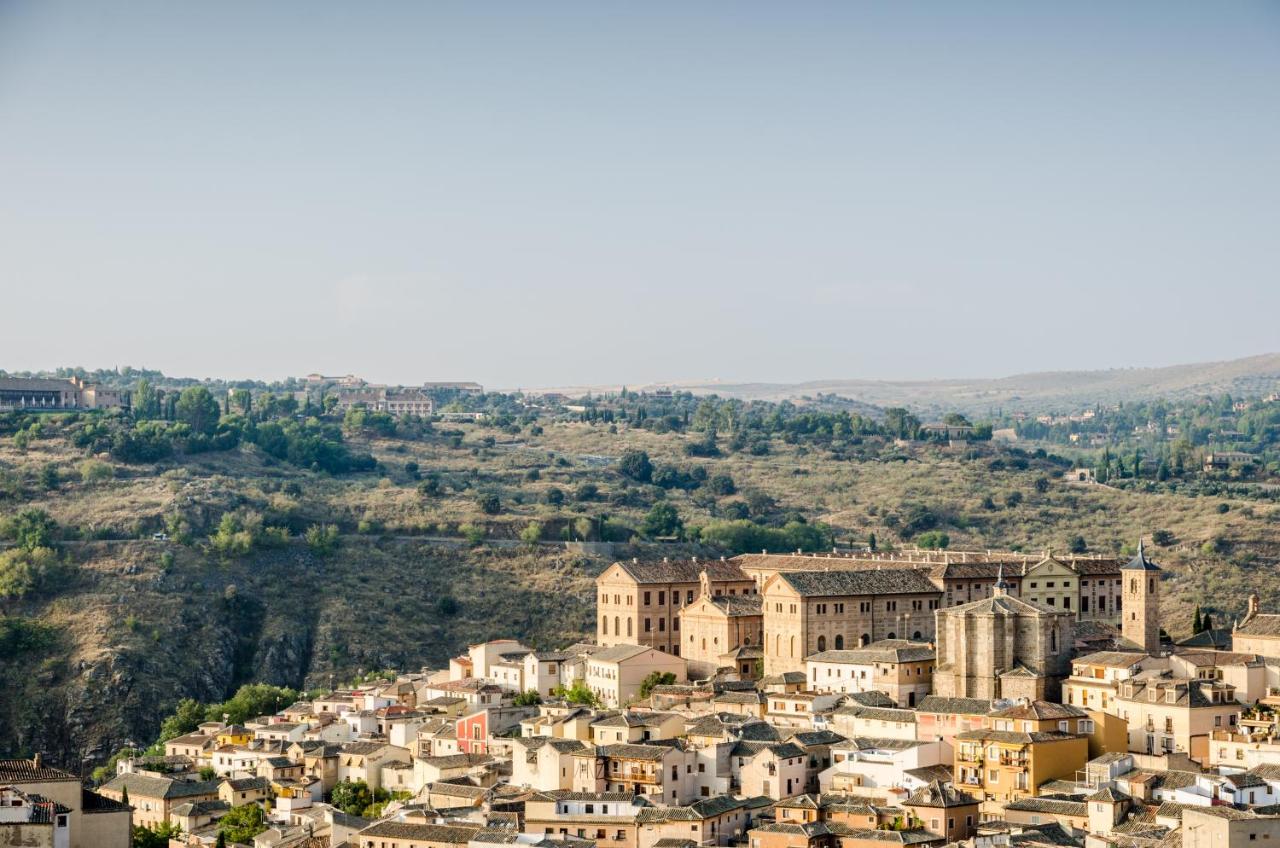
[644,592,651,606]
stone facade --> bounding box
[1120,543,1161,654]
[677,573,763,679]
[596,560,756,655]
[933,576,1074,701]
[760,569,942,675]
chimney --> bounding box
[1248,594,1260,619]
[32,753,41,769]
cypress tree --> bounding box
[1193,605,1203,633]
[1203,612,1214,632]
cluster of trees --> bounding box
[330,779,409,819]
[1011,395,1280,481]
[697,518,833,554]
[61,382,378,474]
[0,510,66,609]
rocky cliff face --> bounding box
[0,539,599,768]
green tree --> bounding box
[513,690,542,706]
[217,803,266,844]
[1203,612,1215,632]
[617,449,653,482]
[38,463,59,491]
[0,547,59,608]
[229,389,252,415]
[476,492,501,515]
[641,502,683,538]
[214,683,299,725]
[132,822,181,848]
[553,680,602,707]
[6,508,57,551]
[215,832,227,848]
[330,780,374,816]
[1069,535,1088,554]
[915,531,949,550]
[868,533,877,552]
[132,379,161,419]
[158,698,207,742]
[305,524,340,555]
[639,671,676,698]
[520,522,544,546]
[1193,605,1203,633]
[175,386,221,436]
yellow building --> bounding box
[953,726,1088,818]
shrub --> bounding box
[476,493,501,515]
[520,522,544,545]
[305,524,340,555]
[617,449,653,482]
[915,531,950,550]
[460,523,485,546]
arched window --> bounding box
[1131,579,1137,593]
[1149,578,1154,593]
[776,635,781,656]
[887,632,896,640]
[1051,629,1058,652]
[835,635,844,650]
[790,635,796,658]
[743,636,751,645]
[817,636,827,652]
[627,618,633,637]
[913,631,922,640]
[859,634,870,647]
[614,616,620,636]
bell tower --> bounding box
[1121,540,1161,654]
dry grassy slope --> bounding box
[4,417,1280,766]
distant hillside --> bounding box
[669,353,1280,417]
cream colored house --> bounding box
[0,757,132,848]
[511,737,588,790]
[584,644,687,707]
[805,639,935,707]
[1114,675,1241,763]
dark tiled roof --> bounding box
[905,781,979,808]
[708,594,764,616]
[915,696,993,716]
[81,789,132,814]
[617,560,749,585]
[1237,614,1280,638]
[358,822,482,842]
[102,774,220,800]
[779,569,940,598]
[807,640,935,665]
[0,758,79,783]
[990,701,1087,720]
[1005,797,1087,816]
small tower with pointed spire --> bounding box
[993,562,1009,597]
[1121,539,1161,654]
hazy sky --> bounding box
[1,2,1278,389]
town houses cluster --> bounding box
[12,545,1280,848]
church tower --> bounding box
[1121,540,1161,654]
